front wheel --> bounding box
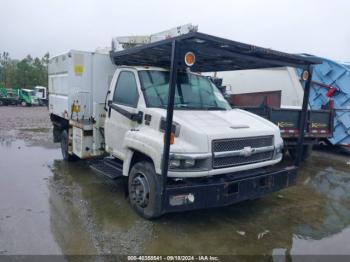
[21,101,27,107]
[128,161,162,219]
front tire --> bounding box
[21,101,27,107]
[128,161,162,219]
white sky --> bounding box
[1,0,349,61]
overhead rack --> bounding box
[110,31,321,72]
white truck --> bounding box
[34,86,48,106]
[48,25,318,219]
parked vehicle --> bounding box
[214,68,333,161]
[48,25,320,219]
[19,89,39,106]
[0,86,20,106]
[34,86,48,106]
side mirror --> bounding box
[107,100,112,106]
[131,111,144,124]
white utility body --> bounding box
[217,67,305,108]
[48,25,301,219]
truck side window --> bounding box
[113,71,139,107]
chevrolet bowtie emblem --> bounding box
[240,146,255,157]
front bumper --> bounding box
[162,165,297,214]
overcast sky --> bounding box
[1,0,349,61]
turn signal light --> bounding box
[302,70,309,81]
[184,52,195,67]
[164,132,175,145]
[170,133,175,145]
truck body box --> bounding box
[48,50,116,121]
[49,50,117,158]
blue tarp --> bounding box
[298,57,350,146]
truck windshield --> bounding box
[138,70,230,110]
[23,91,35,96]
[36,89,44,98]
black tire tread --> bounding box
[128,161,162,219]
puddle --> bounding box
[0,139,350,256]
[0,140,62,255]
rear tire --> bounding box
[60,130,76,161]
[128,161,162,219]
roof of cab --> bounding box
[110,32,322,72]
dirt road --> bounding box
[0,106,350,257]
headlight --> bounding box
[169,158,196,169]
[184,159,195,168]
[169,159,181,168]
[169,153,211,171]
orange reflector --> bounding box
[163,133,175,145]
[302,70,309,81]
[170,133,175,145]
[184,52,195,67]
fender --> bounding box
[122,132,162,176]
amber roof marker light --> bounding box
[184,52,196,67]
[302,70,309,81]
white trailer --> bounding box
[217,67,305,108]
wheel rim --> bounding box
[130,173,150,208]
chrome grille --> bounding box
[212,136,274,169]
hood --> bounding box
[145,108,281,153]
[173,109,279,138]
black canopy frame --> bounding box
[110,32,321,206]
[111,32,320,71]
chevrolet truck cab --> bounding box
[49,25,319,219]
[104,67,283,179]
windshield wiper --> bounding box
[174,103,199,109]
[203,105,226,110]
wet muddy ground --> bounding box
[0,106,350,258]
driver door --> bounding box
[104,69,140,160]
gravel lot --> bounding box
[0,106,54,147]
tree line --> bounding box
[0,52,50,89]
